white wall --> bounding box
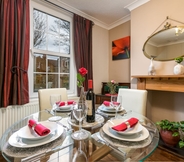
[92,25,109,94]
[131,0,184,122]
[109,21,130,83]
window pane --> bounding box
[34,53,46,72]
[48,74,58,88]
[34,30,46,50]
[48,55,59,72]
[60,20,70,54]
[48,34,60,52]
[60,57,70,73]
[33,10,47,50]
[48,15,60,35]
[34,74,46,92]
[33,10,46,30]
[60,40,70,54]
[60,74,69,89]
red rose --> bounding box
[79,67,88,76]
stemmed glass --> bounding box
[48,94,62,122]
[71,101,89,140]
[110,95,122,119]
[72,141,87,162]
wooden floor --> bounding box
[1,147,184,161]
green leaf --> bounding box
[179,140,184,148]
[172,132,179,136]
[175,57,183,63]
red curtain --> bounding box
[73,14,93,92]
[0,0,30,107]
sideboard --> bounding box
[131,75,184,92]
[95,82,130,104]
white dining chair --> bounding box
[38,88,68,111]
[117,88,148,116]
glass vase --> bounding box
[78,86,86,104]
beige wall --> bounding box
[92,22,130,95]
[92,25,109,94]
[109,21,130,83]
[131,0,184,122]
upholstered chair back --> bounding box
[118,89,148,116]
[38,88,68,111]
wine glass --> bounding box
[71,101,89,140]
[72,141,87,162]
[48,94,62,122]
[110,95,121,119]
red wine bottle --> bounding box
[86,80,95,123]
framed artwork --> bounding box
[112,36,130,60]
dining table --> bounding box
[0,104,159,162]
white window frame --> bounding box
[29,0,77,100]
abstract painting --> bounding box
[112,36,130,60]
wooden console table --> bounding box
[132,75,184,92]
[95,94,111,104]
[95,82,130,104]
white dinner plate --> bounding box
[107,119,143,135]
[58,105,72,110]
[98,105,124,113]
[102,104,114,110]
[9,124,64,148]
[68,114,104,128]
[102,122,149,142]
[96,109,125,117]
[17,121,57,140]
[55,107,73,112]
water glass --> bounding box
[111,95,121,119]
[71,101,89,140]
[49,94,62,122]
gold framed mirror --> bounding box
[143,17,184,61]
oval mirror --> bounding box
[143,26,184,61]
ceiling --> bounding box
[55,0,150,29]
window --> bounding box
[29,1,76,99]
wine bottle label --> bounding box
[86,100,92,115]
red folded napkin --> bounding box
[57,100,74,107]
[58,101,65,107]
[67,100,74,105]
[103,101,110,106]
[112,118,139,131]
[28,120,50,136]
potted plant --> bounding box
[178,121,184,148]
[175,57,183,63]
[173,56,184,75]
[106,80,119,95]
[156,119,184,148]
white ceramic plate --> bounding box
[102,104,114,110]
[98,105,124,113]
[9,124,64,148]
[58,105,72,110]
[55,107,72,112]
[68,114,104,128]
[17,121,57,140]
[107,119,143,135]
[96,109,125,117]
[102,122,149,142]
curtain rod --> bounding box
[44,0,94,24]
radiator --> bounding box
[0,102,39,138]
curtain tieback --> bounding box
[11,66,27,74]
